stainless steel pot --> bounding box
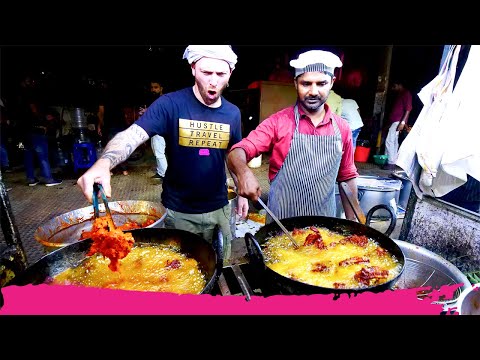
[335,176,402,219]
[393,239,471,305]
[455,283,480,315]
[34,200,167,251]
[357,176,402,218]
[390,171,413,209]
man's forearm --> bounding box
[227,148,249,177]
[227,147,261,201]
[401,110,411,125]
[101,124,149,169]
[339,178,359,221]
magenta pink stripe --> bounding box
[0,284,459,315]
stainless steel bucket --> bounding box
[357,176,402,218]
[335,177,401,219]
[390,170,413,209]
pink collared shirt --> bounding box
[230,103,358,182]
[389,89,413,124]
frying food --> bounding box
[81,217,135,271]
[79,217,155,272]
[79,218,155,240]
[248,212,266,224]
[262,226,402,289]
[50,243,207,294]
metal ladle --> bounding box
[257,197,299,249]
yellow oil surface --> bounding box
[263,227,402,289]
[51,244,207,294]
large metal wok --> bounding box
[0,178,223,308]
[245,215,406,296]
[9,227,224,295]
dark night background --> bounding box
[0,44,444,126]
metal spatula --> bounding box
[257,197,299,249]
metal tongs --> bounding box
[257,197,299,249]
[92,183,116,230]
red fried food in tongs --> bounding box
[86,184,135,271]
[86,217,135,272]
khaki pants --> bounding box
[164,204,233,264]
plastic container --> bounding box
[354,146,371,162]
[73,142,97,173]
[373,154,388,166]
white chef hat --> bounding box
[290,50,343,78]
[182,45,238,71]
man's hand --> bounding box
[236,196,249,220]
[396,122,406,132]
[138,106,147,117]
[236,169,262,202]
[227,148,262,202]
[76,158,112,203]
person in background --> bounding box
[96,78,129,176]
[326,88,342,116]
[340,97,364,150]
[15,75,62,186]
[44,107,63,171]
[0,97,12,173]
[141,79,168,181]
[383,78,412,171]
[267,53,292,83]
[77,45,249,264]
[227,50,359,223]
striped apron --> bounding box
[267,104,343,223]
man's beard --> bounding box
[198,82,225,105]
[300,96,326,113]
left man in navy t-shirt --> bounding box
[76,45,248,264]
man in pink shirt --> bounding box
[227,50,359,222]
[384,79,412,170]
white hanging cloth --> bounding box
[439,45,480,187]
[397,45,480,198]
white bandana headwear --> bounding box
[290,50,342,78]
[182,45,238,71]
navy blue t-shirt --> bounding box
[135,87,242,213]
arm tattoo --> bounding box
[101,124,149,168]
